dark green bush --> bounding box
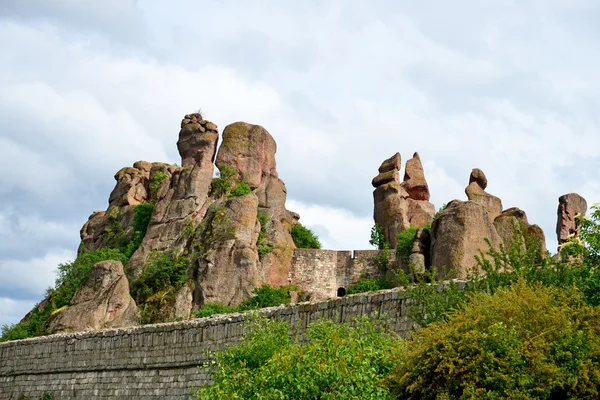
[386,281,600,399]
[131,250,188,305]
[228,181,252,198]
[291,223,321,249]
[196,316,400,399]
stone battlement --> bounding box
[1,288,414,400]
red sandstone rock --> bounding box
[401,152,430,201]
[465,168,502,222]
[556,193,588,245]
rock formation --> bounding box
[494,207,547,261]
[48,261,138,333]
[431,200,502,279]
[372,152,435,247]
[126,114,219,279]
[556,193,588,246]
[465,168,502,222]
[408,227,431,275]
[212,122,296,290]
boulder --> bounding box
[465,168,502,222]
[378,152,401,173]
[401,152,430,201]
[48,261,138,333]
[373,181,410,248]
[556,193,588,245]
[431,200,502,279]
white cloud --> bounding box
[0,297,38,328]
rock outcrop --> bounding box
[213,122,296,290]
[408,227,431,275]
[494,207,547,260]
[126,115,219,278]
[48,261,138,333]
[431,200,502,279]
[556,193,588,246]
[465,168,502,222]
[372,152,435,247]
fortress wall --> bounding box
[0,288,416,400]
[290,249,391,299]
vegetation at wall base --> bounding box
[291,223,321,249]
[194,284,299,318]
[346,275,394,295]
[195,315,400,399]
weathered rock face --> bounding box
[402,152,430,201]
[373,152,435,247]
[556,193,588,245]
[48,261,138,333]
[126,117,219,278]
[192,194,261,306]
[215,122,296,288]
[465,168,502,222]
[431,200,502,279]
[494,207,547,260]
[80,161,173,253]
[408,228,431,275]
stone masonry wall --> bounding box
[290,249,389,300]
[0,288,415,400]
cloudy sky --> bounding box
[0,0,598,327]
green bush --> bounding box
[195,303,238,318]
[347,276,394,295]
[256,209,273,258]
[210,165,237,198]
[369,224,386,249]
[386,281,600,399]
[131,250,189,305]
[238,284,297,311]
[228,181,252,198]
[395,226,418,265]
[149,171,169,197]
[291,223,321,249]
[581,204,600,265]
[196,316,400,399]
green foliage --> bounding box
[395,226,418,265]
[195,303,238,318]
[291,223,321,249]
[346,276,394,295]
[256,209,273,258]
[210,165,238,198]
[194,285,297,318]
[196,316,400,399]
[131,250,189,307]
[386,281,600,399]
[580,204,600,264]
[0,248,129,341]
[149,171,169,197]
[237,284,298,311]
[369,224,386,249]
[228,181,252,198]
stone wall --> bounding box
[0,288,414,400]
[289,249,389,300]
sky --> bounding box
[0,0,598,327]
